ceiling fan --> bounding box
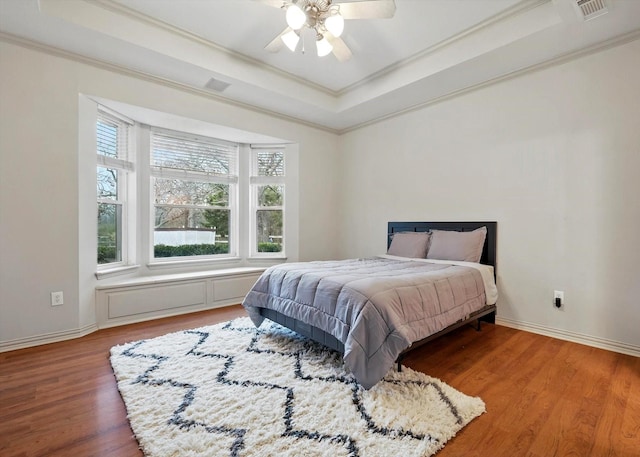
[259,0,396,61]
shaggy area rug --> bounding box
[110,317,485,457]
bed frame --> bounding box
[259,221,498,370]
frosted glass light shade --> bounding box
[286,4,306,30]
[325,13,344,37]
[282,30,300,52]
[316,36,333,57]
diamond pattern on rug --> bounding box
[110,318,485,457]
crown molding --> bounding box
[337,0,552,96]
[93,0,338,97]
[2,25,638,135]
[339,28,640,134]
[97,0,551,98]
[0,31,339,135]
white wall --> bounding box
[338,38,640,352]
[0,40,340,345]
[2,36,639,354]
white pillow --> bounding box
[426,226,487,263]
[387,232,431,258]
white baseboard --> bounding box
[2,269,263,353]
[0,300,245,353]
[0,301,241,353]
[0,323,99,353]
[5,310,637,358]
[495,316,640,358]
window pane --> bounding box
[154,207,229,257]
[152,133,236,175]
[97,118,118,158]
[257,210,283,252]
[98,203,122,264]
[257,150,285,176]
[154,179,228,207]
[257,185,283,207]
[97,167,118,200]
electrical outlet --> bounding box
[51,291,64,306]
[554,290,564,310]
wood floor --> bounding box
[1,305,638,457]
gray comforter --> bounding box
[242,257,488,389]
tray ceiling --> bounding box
[1,0,639,132]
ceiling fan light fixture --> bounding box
[325,11,344,37]
[281,29,300,52]
[316,35,333,57]
[285,3,306,30]
[265,0,396,61]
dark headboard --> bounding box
[387,221,497,271]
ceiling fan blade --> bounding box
[265,27,291,53]
[337,0,396,19]
[326,33,352,62]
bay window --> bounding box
[90,100,293,273]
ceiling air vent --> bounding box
[204,77,231,92]
[576,0,609,21]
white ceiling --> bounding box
[1,0,639,133]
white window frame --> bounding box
[85,98,299,277]
[96,107,135,271]
[249,145,286,258]
[148,127,239,264]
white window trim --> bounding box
[249,145,287,259]
[96,108,136,272]
[146,126,240,266]
[85,98,299,279]
[95,264,141,280]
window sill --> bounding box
[95,264,140,280]
[95,266,266,290]
[147,257,242,270]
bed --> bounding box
[242,221,497,389]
